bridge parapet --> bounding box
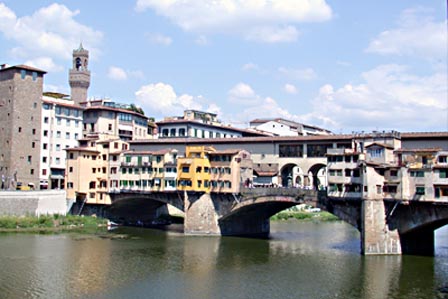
[239,186,317,200]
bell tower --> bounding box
[69,43,90,105]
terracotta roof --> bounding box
[64,147,100,153]
[365,142,395,150]
[394,148,442,153]
[42,98,83,109]
[0,64,46,74]
[84,105,149,119]
[401,132,448,138]
[156,119,270,136]
[209,149,244,155]
[131,134,354,145]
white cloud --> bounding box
[108,66,128,80]
[135,82,219,118]
[278,67,317,80]
[195,35,208,45]
[228,83,260,105]
[242,63,260,71]
[108,66,145,81]
[284,83,298,94]
[245,25,299,43]
[135,0,332,43]
[0,3,102,69]
[307,64,448,132]
[25,57,63,72]
[366,7,447,60]
[146,32,173,45]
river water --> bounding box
[0,222,447,299]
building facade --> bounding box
[40,93,83,189]
[249,118,331,136]
[81,99,151,140]
[326,132,448,202]
[157,110,268,139]
[0,64,46,189]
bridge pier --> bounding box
[184,192,220,235]
[361,199,402,255]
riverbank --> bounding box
[0,215,108,233]
[271,211,339,221]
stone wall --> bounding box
[0,190,67,216]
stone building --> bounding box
[0,64,46,189]
[69,43,90,105]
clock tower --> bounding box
[69,43,90,105]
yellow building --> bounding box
[119,149,178,192]
[65,136,129,205]
[177,146,214,192]
[177,146,253,193]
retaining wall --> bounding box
[0,190,68,216]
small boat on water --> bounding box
[107,220,120,230]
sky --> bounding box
[0,0,447,133]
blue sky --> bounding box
[0,0,446,133]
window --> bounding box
[279,145,303,157]
[66,119,70,126]
[416,186,425,195]
[43,143,48,150]
[179,128,186,136]
[55,158,60,165]
[21,70,26,79]
[439,156,448,164]
[182,166,190,173]
[74,133,79,140]
[56,144,61,151]
[57,117,61,125]
[56,131,61,138]
[42,157,47,163]
[32,72,37,81]
[92,168,96,173]
[368,148,384,158]
[42,169,47,176]
[32,129,36,135]
[43,130,48,137]
[108,124,112,131]
[30,169,34,175]
[69,167,73,173]
[410,170,424,177]
[66,132,70,139]
[162,129,169,137]
[89,181,96,189]
[439,169,448,179]
[75,120,79,128]
[27,156,32,163]
[67,182,73,189]
[69,153,74,159]
[170,128,176,136]
[44,117,49,124]
[31,141,35,148]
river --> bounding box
[0,221,447,299]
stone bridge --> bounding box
[105,188,448,256]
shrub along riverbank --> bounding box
[0,215,108,233]
[271,211,339,221]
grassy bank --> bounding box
[0,215,108,233]
[271,211,339,222]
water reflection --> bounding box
[0,223,446,299]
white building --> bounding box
[40,92,83,189]
[157,110,268,139]
[249,118,331,136]
[81,99,151,141]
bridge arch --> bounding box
[307,163,327,190]
[280,164,305,188]
[218,195,304,236]
[107,192,185,224]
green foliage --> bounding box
[126,104,145,116]
[0,215,107,231]
[271,211,339,222]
